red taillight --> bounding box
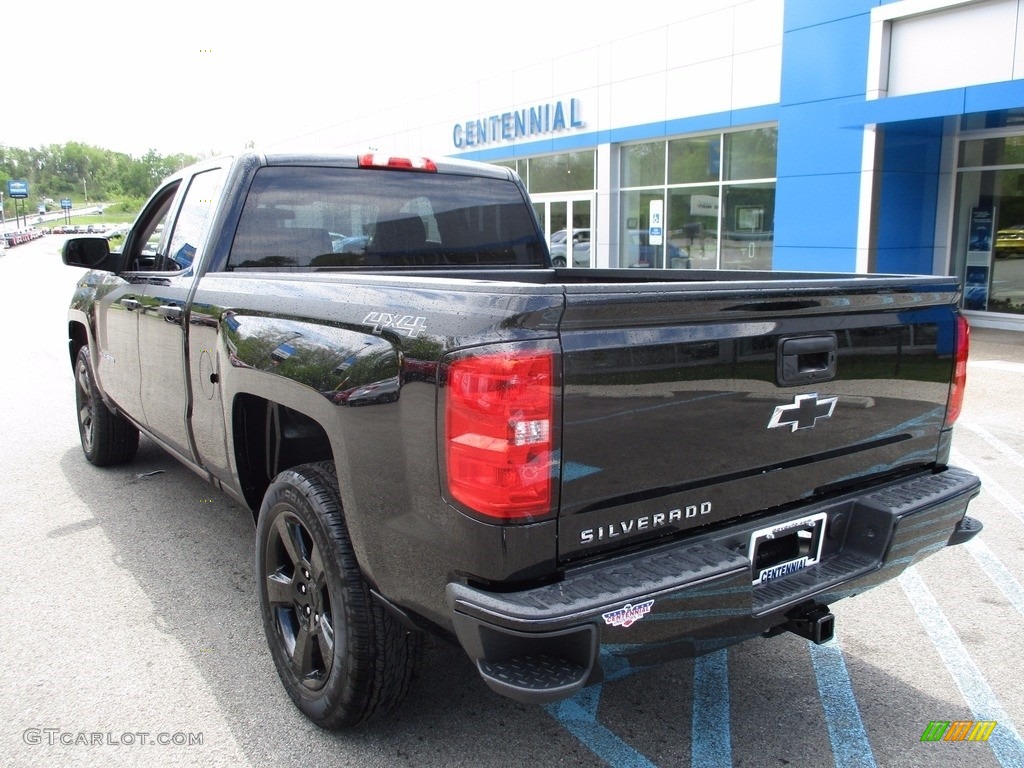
[945,314,970,427]
[444,350,555,521]
[357,153,437,172]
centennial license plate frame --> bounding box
[749,511,827,586]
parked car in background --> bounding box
[995,224,1024,257]
[549,228,590,267]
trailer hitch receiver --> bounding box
[784,603,835,644]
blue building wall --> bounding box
[774,1,880,272]
[778,1,1024,276]
[874,119,945,274]
[455,0,1024,278]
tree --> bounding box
[0,141,199,209]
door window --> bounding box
[123,183,179,272]
[163,168,228,271]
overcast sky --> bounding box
[3,1,676,158]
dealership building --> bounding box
[295,0,1024,330]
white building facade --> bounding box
[295,0,1024,330]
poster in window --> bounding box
[736,206,764,232]
[965,207,993,311]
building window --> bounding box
[953,115,1024,316]
[494,152,596,195]
[621,126,777,270]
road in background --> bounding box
[1,235,1021,767]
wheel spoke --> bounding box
[265,572,293,607]
[79,405,93,432]
[290,624,315,680]
[316,612,335,662]
[273,514,303,568]
[308,541,326,583]
[76,363,91,397]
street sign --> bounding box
[61,198,73,210]
[7,179,29,199]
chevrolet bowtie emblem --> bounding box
[768,393,838,432]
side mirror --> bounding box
[63,237,112,269]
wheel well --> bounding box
[232,394,334,517]
[69,322,88,368]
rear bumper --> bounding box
[447,466,981,704]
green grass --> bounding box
[45,213,135,229]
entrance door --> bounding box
[533,195,593,268]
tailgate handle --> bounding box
[777,335,837,386]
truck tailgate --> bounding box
[556,279,959,562]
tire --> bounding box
[74,345,139,466]
[551,256,566,267]
[256,461,422,728]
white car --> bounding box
[549,228,591,267]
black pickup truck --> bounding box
[62,152,981,729]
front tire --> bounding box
[74,345,139,466]
[256,461,421,728]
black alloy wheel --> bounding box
[74,345,139,466]
[264,510,337,690]
[256,462,421,728]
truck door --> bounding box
[93,183,180,421]
[137,166,229,466]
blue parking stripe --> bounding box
[950,450,1024,525]
[808,637,877,768]
[900,567,1024,767]
[546,685,657,768]
[691,649,732,768]
[967,539,1024,616]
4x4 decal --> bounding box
[364,311,427,339]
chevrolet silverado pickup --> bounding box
[61,151,982,729]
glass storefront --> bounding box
[496,151,596,268]
[620,126,777,270]
[494,131,778,271]
[953,112,1024,317]
[496,151,595,194]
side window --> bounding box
[163,168,228,271]
[123,183,179,272]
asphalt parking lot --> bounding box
[1,234,1022,767]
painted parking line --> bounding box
[808,637,877,768]
[950,449,1024,525]
[546,684,658,768]
[966,539,1024,616]
[691,649,732,768]
[546,646,735,768]
[960,422,1024,471]
[899,567,1024,767]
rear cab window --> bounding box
[225,166,545,271]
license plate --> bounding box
[749,512,827,586]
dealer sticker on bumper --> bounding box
[602,600,654,628]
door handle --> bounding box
[777,334,837,386]
[120,297,141,311]
[157,304,183,322]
